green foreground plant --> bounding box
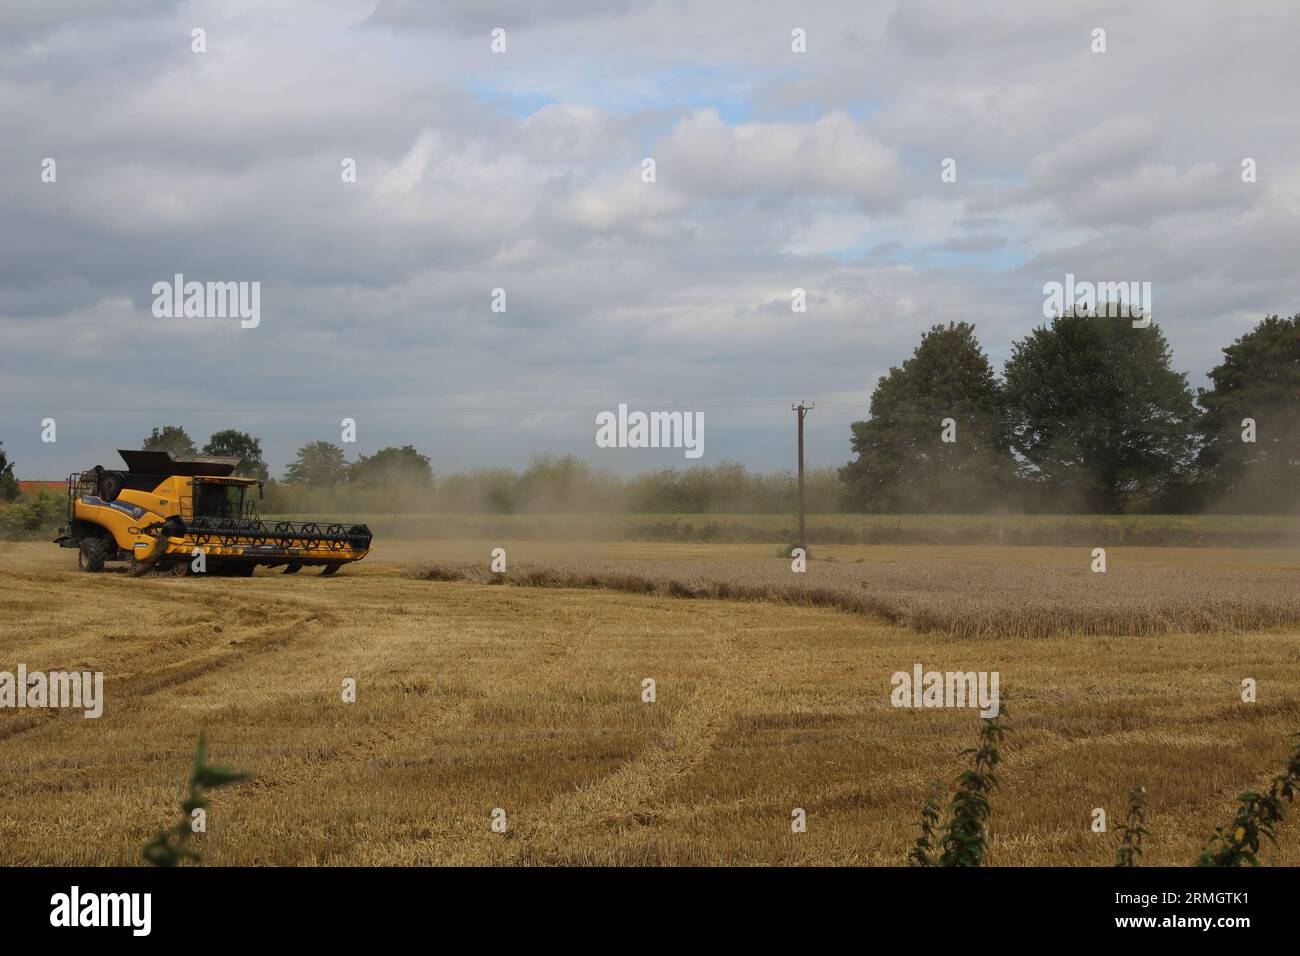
[909,706,1012,867]
[911,719,1300,866]
[907,783,944,867]
[143,731,251,867]
[1114,785,1148,867]
[1197,733,1300,867]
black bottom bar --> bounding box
[2,866,1285,942]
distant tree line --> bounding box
[111,429,847,515]
[1,312,1294,515]
[264,452,846,516]
[840,312,1299,514]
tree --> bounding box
[349,445,433,488]
[202,430,269,480]
[1196,314,1300,512]
[1002,310,1197,513]
[840,322,1015,512]
[0,442,18,502]
[142,425,197,459]
[284,442,349,486]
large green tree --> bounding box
[1196,314,1300,511]
[284,441,349,486]
[349,445,433,488]
[841,322,1015,512]
[1003,310,1197,512]
[142,425,197,459]
[202,429,269,480]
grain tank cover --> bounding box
[117,449,241,477]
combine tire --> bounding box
[78,538,108,573]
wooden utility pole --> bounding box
[793,402,814,553]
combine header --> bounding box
[54,450,372,576]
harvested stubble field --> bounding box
[1,537,1298,866]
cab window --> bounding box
[193,483,245,519]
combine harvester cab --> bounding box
[54,449,372,576]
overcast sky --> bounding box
[3,0,1298,479]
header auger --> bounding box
[54,449,372,577]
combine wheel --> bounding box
[78,538,108,573]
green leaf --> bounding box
[196,765,252,788]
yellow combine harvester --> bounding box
[54,449,372,576]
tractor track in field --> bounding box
[497,620,752,865]
[0,578,340,807]
[378,600,758,866]
[112,578,339,697]
[223,586,599,848]
[336,598,605,865]
[116,612,326,698]
[0,574,334,747]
